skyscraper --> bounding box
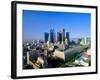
[57,32,60,42]
[44,32,49,43]
[61,28,65,44]
[80,37,90,46]
[50,29,55,43]
[57,32,62,44]
[66,32,70,44]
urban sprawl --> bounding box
[23,28,91,69]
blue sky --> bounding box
[22,10,91,40]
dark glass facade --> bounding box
[44,32,49,42]
[66,32,70,44]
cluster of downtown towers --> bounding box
[44,28,70,44]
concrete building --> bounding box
[80,37,90,45]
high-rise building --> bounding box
[80,37,90,45]
[50,29,55,43]
[44,32,49,43]
[61,28,65,44]
[57,32,60,43]
[57,32,62,44]
[66,32,70,44]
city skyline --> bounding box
[23,10,91,40]
[44,28,69,43]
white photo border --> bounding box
[11,1,98,79]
